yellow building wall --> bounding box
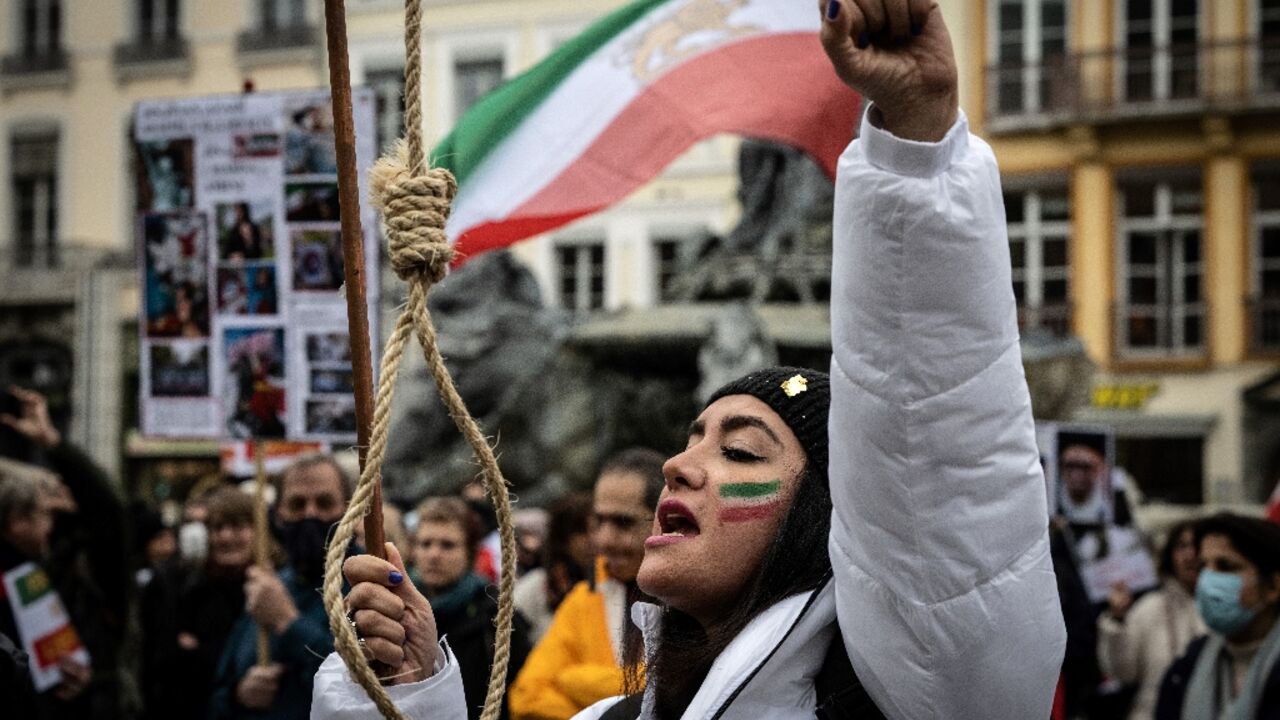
[967,0,1280,505]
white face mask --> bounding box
[178,521,208,563]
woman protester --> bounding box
[310,2,1065,718]
[1155,514,1280,719]
[1097,520,1205,720]
[409,498,532,719]
[140,487,262,719]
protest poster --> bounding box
[220,440,329,478]
[1076,525,1161,604]
[1036,422,1158,602]
[133,89,378,443]
[2,562,91,692]
[1035,422,1118,524]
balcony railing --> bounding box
[1,48,68,76]
[114,36,189,66]
[986,37,1280,131]
[1018,302,1073,338]
[236,23,317,55]
[1249,296,1280,353]
[1112,300,1209,361]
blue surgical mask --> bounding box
[1196,569,1258,637]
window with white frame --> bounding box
[653,230,707,303]
[454,56,504,120]
[653,238,682,303]
[1122,0,1199,103]
[16,0,62,59]
[556,241,605,312]
[1258,0,1280,95]
[1116,176,1204,355]
[1251,165,1280,350]
[136,0,180,43]
[991,0,1068,116]
[256,0,306,31]
[366,66,405,153]
[11,132,59,268]
[1005,186,1071,336]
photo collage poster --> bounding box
[134,89,379,443]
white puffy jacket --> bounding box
[311,109,1066,720]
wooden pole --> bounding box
[252,440,271,666]
[322,0,384,559]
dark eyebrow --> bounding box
[720,415,782,448]
[687,419,705,438]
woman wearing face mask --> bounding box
[140,487,268,720]
[311,3,1065,718]
[409,498,532,719]
[1098,520,1205,720]
[1155,514,1280,719]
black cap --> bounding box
[704,366,831,471]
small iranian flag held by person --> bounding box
[434,0,862,259]
[2,562,91,691]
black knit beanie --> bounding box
[704,366,831,472]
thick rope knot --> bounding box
[370,141,458,285]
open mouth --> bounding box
[656,499,701,538]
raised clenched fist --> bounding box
[819,0,959,142]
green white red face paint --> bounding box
[718,479,784,522]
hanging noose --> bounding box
[319,0,517,717]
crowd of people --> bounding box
[6,376,1280,719]
[0,383,688,719]
[6,3,1280,719]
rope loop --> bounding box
[370,141,457,286]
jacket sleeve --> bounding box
[207,621,242,720]
[1097,597,1150,684]
[557,665,626,711]
[509,585,598,720]
[46,442,130,623]
[277,611,334,677]
[827,108,1066,720]
[310,641,469,720]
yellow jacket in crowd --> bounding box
[508,558,633,720]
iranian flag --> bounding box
[433,0,862,259]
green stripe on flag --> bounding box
[430,0,670,186]
[720,480,781,499]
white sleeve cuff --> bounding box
[310,640,469,720]
[858,104,970,179]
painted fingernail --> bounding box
[825,0,839,20]
[911,22,923,36]
[389,570,403,584]
[855,31,870,49]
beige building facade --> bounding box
[0,0,758,484]
[963,0,1280,507]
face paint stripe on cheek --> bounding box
[718,479,783,523]
[720,502,785,523]
[719,480,781,499]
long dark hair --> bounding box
[1157,519,1197,579]
[621,460,834,718]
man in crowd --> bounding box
[0,387,129,720]
[209,454,349,719]
[509,448,665,720]
[1058,431,1133,528]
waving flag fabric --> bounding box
[432,0,862,259]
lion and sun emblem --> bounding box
[621,0,763,83]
